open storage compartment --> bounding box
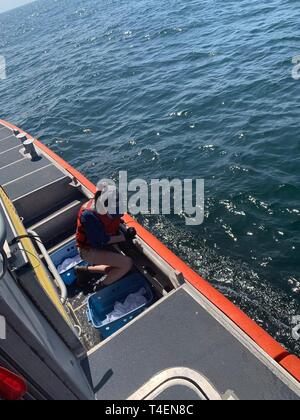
[87,273,154,339]
[50,239,87,286]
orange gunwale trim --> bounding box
[1,119,299,383]
[279,356,300,382]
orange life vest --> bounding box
[76,199,121,249]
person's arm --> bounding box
[108,234,126,245]
[81,211,110,249]
[81,211,126,248]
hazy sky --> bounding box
[0,0,35,14]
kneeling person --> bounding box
[76,185,133,287]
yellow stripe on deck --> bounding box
[0,187,71,324]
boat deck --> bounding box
[82,284,299,400]
[0,126,67,208]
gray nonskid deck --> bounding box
[0,136,20,153]
[4,165,65,201]
[0,126,12,137]
[82,286,300,401]
[1,157,51,186]
[0,147,28,168]
[0,123,69,207]
[0,123,84,251]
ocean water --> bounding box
[0,0,299,355]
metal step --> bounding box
[29,199,85,249]
[13,176,82,227]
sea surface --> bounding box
[0,0,300,355]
